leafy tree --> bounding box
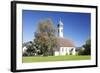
[34,18,57,56]
[23,41,37,56]
[79,38,91,55]
[82,38,91,55]
[78,47,85,55]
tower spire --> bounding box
[58,18,63,38]
[60,17,61,22]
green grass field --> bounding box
[22,55,91,63]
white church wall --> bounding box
[54,47,76,56]
[54,51,59,56]
[60,47,66,55]
[66,47,76,55]
[72,48,76,55]
[66,48,70,55]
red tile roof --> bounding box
[54,37,75,51]
[57,37,75,47]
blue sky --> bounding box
[22,10,91,47]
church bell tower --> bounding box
[58,18,63,38]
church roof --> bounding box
[57,37,75,47]
[54,37,75,51]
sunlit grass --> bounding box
[22,55,91,63]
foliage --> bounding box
[34,18,58,56]
[83,38,91,55]
[78,38,91,55]
[78,47,85,55]
[23,41,37,56]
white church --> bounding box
[54,19,76,56]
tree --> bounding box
[34,18,57,56]
[79,38,91,55]
[82,38,91,55]
[23,41,37,56]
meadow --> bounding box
[22,55,91,63]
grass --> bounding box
[22,55,91,63]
